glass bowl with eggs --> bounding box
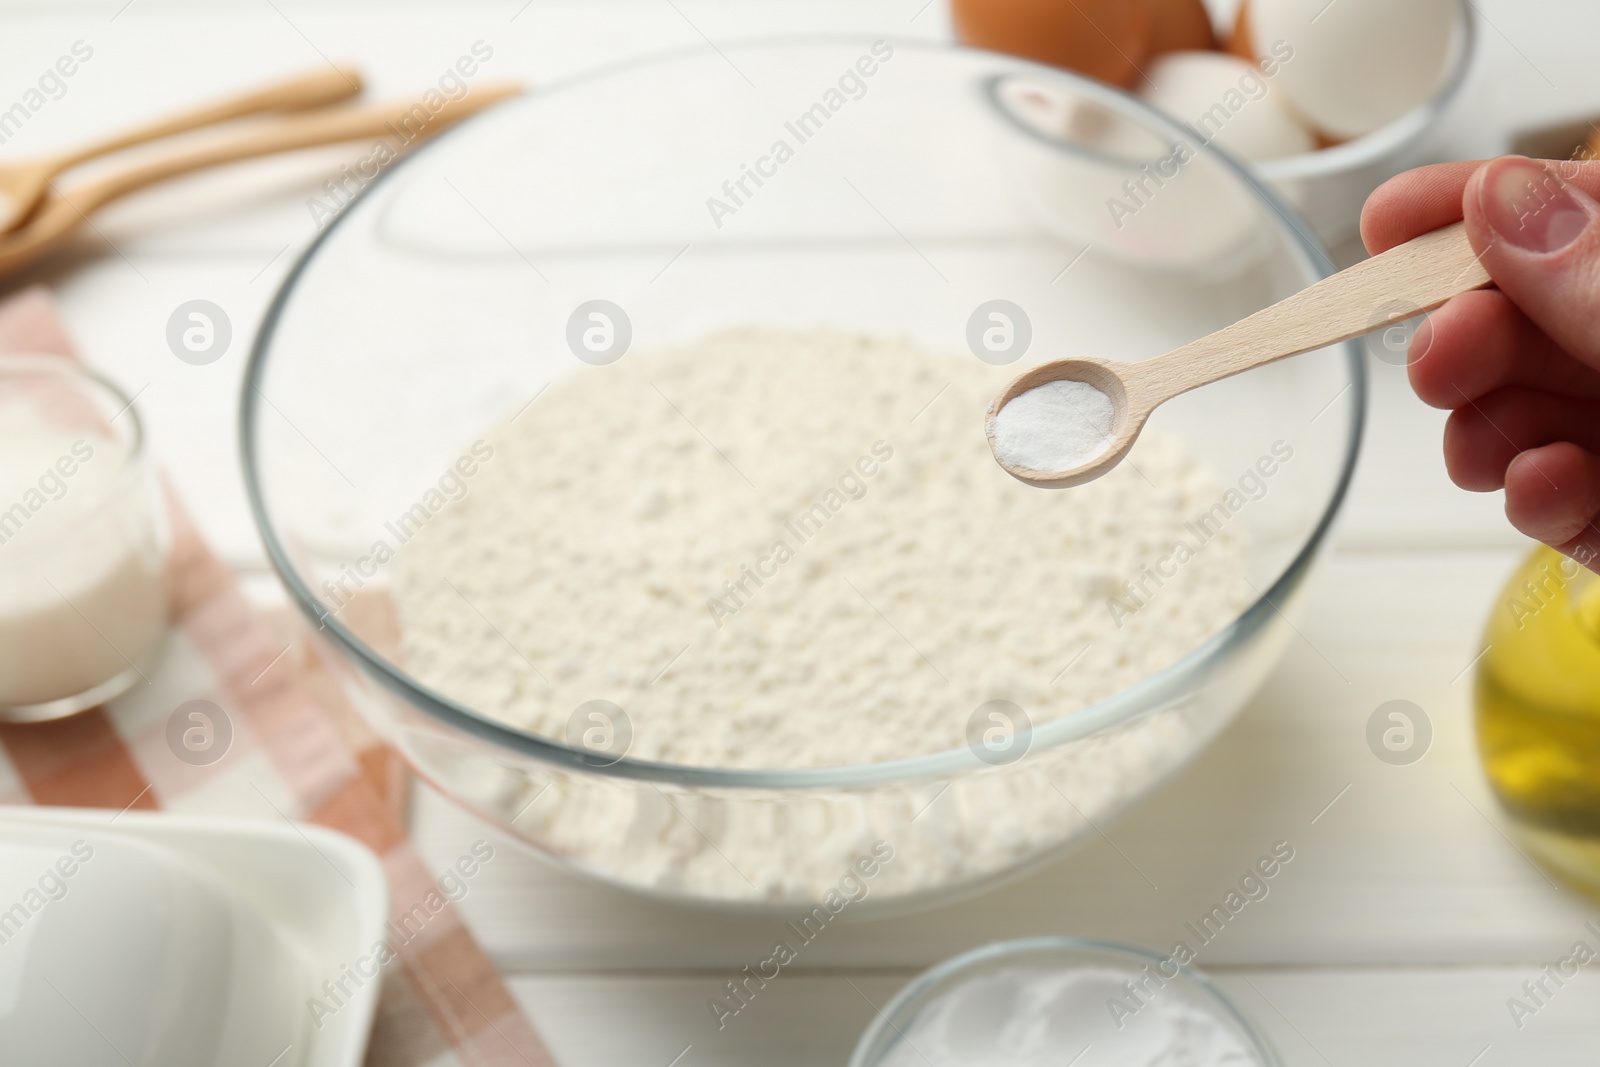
[243,39,1364,915]
[954,0,1478,241]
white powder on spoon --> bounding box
[992,379,1115,473]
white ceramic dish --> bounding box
[0,807,388,1067]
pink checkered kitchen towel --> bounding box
[0,286,556,1067]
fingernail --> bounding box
[1480,157,1593,253]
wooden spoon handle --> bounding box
[1136,222,1491,401]
[0,84,522,279]
[63,84,521,218]
[49,67,365,172]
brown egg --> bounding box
[1225,0,1257,62]
[951,0,1154,89]
[1146,0,1217,55]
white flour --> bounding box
[991,379,1115,473]
[879,967,1261,1067]
[390,329,1252,900]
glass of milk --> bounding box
[0,356,169,721]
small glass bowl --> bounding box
[968,0,1477,244]
[0,356,169,722]
[849,937,1281,1067]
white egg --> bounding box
[1246,0,1459,140]
[1139,51,1316,162]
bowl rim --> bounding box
[240,36,1368,791]
[845,935,1283,1067]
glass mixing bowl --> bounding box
[243,39,1364,915]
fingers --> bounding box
[1361,158,1600,254]
[1408,289,1600,408]
[1362,161,1484,254]
[1460,157,1600,373]
[1558,531,1600,576]
[1365,158,1600,572]
[1504,442,1600,560]
[1442,387,1600,491]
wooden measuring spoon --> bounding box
[985,220,1492,488]
[0,67,365,234]
[0,83,522,280]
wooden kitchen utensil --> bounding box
[0,66,364,233]
[0,83,522,280]
[986,220,1492,487]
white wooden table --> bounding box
[4,1,1599,1062]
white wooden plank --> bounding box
[502,968,1600,1066]
[409,548,1600,972]
[0,0,950,161]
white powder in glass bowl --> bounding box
[392,329,1249,769]
[387,329,1254,902]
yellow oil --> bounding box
[1476,546,1600,893]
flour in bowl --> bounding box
[387,328,1256,902]
[391,329,1250,770]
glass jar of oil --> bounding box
[1476,545,1600,893]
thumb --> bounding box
[1463,156,1600,372]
